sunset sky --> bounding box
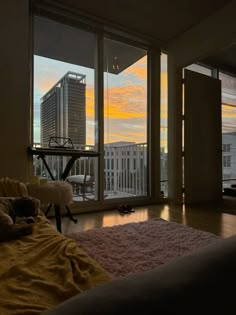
[34,54,168,148]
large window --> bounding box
[220,71,236,188]
[33,15,161,205]
[33,17,96,147]
[104,38,148,198]
[160,53,168,197]
[33,16,98,201]
[185,63,212,77]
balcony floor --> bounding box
[72,191,136,202]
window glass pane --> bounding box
[220,72,236,189]
[104,38,147,199]
[160,53,168,197]
[185,63,212,76]
[33,16,97,201]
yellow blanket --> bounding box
[0,214,111,315]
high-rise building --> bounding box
[41,71,86,146]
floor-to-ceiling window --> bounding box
[33,14,161,207]
[220,72,236,189]
[185,63,212,77]
[103,38,148,199]
[160,53,168,197]
[33,16,98,201]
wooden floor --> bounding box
[50,198,236,238]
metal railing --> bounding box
[32,142,168,199]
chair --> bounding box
[0,177,74,233]
[66,174,94,200]
[26,180,74,232]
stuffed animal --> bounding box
[0,196,40,242]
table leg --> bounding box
[61,157,77,180]
[38,155,55,180]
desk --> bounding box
[28,147,100,180]
[28,147,100,231]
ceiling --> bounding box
[36,0,236,71]
[34,16,146,74]
[51,0,231,44]
[202,43,236,74]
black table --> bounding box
[28,146,100,232]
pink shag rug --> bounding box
[68,218,221,279]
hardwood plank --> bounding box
[49,201,236,238]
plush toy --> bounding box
[0,196,40,242]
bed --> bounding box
[0,211,111,315]
[0,177,221,315]
[0,177,111,315]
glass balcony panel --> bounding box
[161,53,168,197]
[103,38,148,199]
[220,72,236,189]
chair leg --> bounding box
[65,205,78,223]
[82,185,85,200]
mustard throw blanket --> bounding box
[0,214,111,315]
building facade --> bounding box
[222,132,236,186]
[41,71,86,146]
[104,141,147,196]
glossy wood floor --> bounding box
[50,198,236,238]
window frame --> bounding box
[31,11,162,211]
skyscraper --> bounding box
[41,71,86,146]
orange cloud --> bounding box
[161,72,168,92]
[104,84,146,119]
[86,67,150,143]
[124,67,147,80]
[86,84,147,120]
[86,86,95,119]
[86,85,146,144]
[34,55,156,145]
[124,56,147,79]
[161,112,168,119]
[104,130,146,144]
[160,139,167,150]
[222,104,236,118]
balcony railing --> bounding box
[32,142,168,200]
[103,142,147,197]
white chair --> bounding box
[66,175,94,200]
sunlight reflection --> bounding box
[82,219,97,231]
[102,210,148,227]
[159,205,170,221]
[181,204,186,225]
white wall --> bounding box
[0,0,31,182]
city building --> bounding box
[222,132,236,186]
[41,71,86,146]
[104,142,147,196]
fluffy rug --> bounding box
[68,218,221,279]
